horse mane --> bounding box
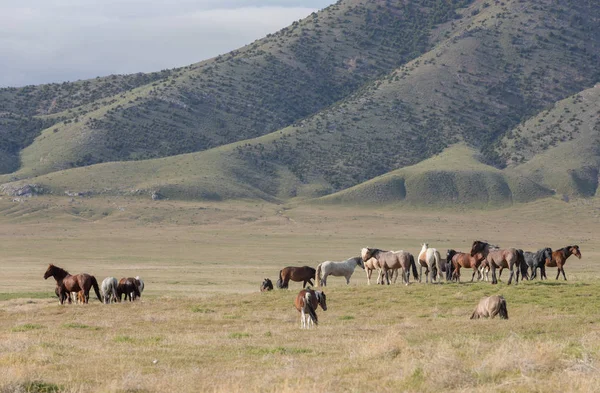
[48,264,70,278]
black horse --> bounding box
[523,247,553,280]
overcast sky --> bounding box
[0,0,333,87]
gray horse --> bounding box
[361,247,418,285]
[523,247,553,280]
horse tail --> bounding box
[316,264,322,287]
[498,297,509,319]
[276,270,285,289]
[91,276,102,303]
[304,292,318,325]
[410,254,419,280]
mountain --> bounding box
[1,0,599,207]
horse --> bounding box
[471,240,521,285]
[446,249,486,282]
[316,256,364,286]
[418,243,443,283]
[544,245,582,280]
[260,278,273,292]
[293,288,327,329]
[43,264,102,304]
[135,276,145,296]
[483,249,529,282]
[364,257,384,285]
[470,295,508,319]
[101,277,118,304]
[523,247,553,280]
[117,277,140,302]
[361,247,418,285]
[277,266,316,289]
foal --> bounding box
[294,288,327,329]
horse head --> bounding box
[315,291,327,311]
[43,264,55,280]
[355,257,365,270]
[446,249,456,262]
[470,240,488,257]
[361,247,375,262]
[260,278,273,292]
[571,245,582,259]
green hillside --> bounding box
[0,0,474,178]
[1,0,600,207]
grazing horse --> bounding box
[364,257,384,285]
[471,241,520,285]
[44,264,102,304]
[316,257,364,286]
[361,248,418,285]
[446,249,486,282]
[294,288,327,329]
[523,247,553,280]
[117,277,140,302]
[544,245,582,280]
[260,278,273,292]
[470,295,508,319]
[418,243,443,283]
[101,277,119,304]
[277,266,316,289]
[135,276,145,297]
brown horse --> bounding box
[471,241,521,285]
[276,266,316,289]
[294,288,327,329]
[446,249,486,282]
[44,264,101,304]
[544,245,582,280]
[117,277,141,301]
[361,248,418,285]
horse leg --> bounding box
[345,274,350,285]
[491,264,498,285]
[366,268,372,285]
[404,269,410,286]
[507,264,514,285]
[561,266,567,281]
[419,265,423,283]
[322,274,328,287]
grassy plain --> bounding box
[1,196,600,392]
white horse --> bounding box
[418,243,443,283]
[101,277,118,304]
[316,257,364,286]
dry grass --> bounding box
[0,196,599,392]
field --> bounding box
[1,196,600,392]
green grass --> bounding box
[11,323,45,332]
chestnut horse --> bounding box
[446,249,486,282]
[471,240,521,285]
[543,245,582,280]
[44,264,101,304]
[277,266,316,289]
[294,288,327,329]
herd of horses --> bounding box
[264,241,582,328]
[43,264,144,305]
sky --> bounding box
[0,0,333,87]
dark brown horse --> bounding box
[276,266,316,289]
[260,278,273,292]
[117,277,141,301]
[471,240,521,285]
[44,264,101,304]
[544,245,582,280]
[446,249,486,282]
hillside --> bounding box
[0,0,474,178]
[1,0,600,207]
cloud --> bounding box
[0,0,332,87]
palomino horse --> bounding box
[277,266,316,289]
[316,257,364,286]
[260,278,274,292]
[101,277,118,304]
[470,295,508,319]
[446,249,486,282]
[361,248,418,285]
[471,240,521,285]
[544,245,582,280]
[44,264,102,304]
[117,277,140,302]
[364,257,384,285]
[523,247,553,280]
[418,243,443,283]
[294,288,327,329]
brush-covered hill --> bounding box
[0,0,474,178]
[1,0,600,207]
